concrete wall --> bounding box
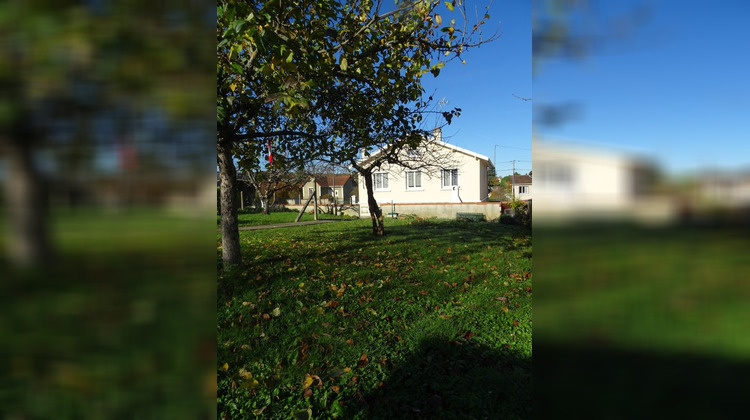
[362,201,503,219]
[282,202,504,220]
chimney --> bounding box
[432,127,442,142]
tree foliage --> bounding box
[217,0,498,265]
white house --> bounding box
[533,136,672,223]
[510,174,532,200]
[358,131,495,217]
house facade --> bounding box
[533,136,672,223]
[510,174,532,200]
[301,174,357,204]
[358,137,494,217]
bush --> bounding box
[498,199,530,227]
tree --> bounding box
[238,156,307,215]
[1,0,212,268]
[217,0,498,265]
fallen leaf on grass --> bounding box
[513,320,519,327]
[271,307,281,317]
[346,338,354,345]
[464,331,475,340]
[501,306,509,313]
[332,385,340,393]
[494,296,508,302]
[325,300,339,308]
[221,363,229,371]
[262,313,270,320]
[418,290,428,295]
[357,354,369,368]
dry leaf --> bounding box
[221,363,229,371]
[357,354,369,368]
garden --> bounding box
[217,217,532,419]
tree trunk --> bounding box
[217,136,243,269]
[260,194,270,215]
[362,171,384,236]
[1,137,52,268]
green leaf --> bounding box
[293,408,312,420]
[340,57,348,71]
[445,1,455,12]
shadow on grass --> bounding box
[349,338,531,420]
[535,341,749,419]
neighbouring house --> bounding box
[697,170,750,208]
[357,132,495,218]
[301,173,358,204]
[533,136,672,222]
[510,174,532,200]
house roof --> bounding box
[512,175,532,185]
[311,174,352,187]
[359,139,493,167]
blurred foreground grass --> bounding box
[0,208,215,419]
[535,223,750,418]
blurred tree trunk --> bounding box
[1,135,52,267]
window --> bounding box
[374,172,389,190]
[442,169,459,188]
[518,186,528,194]
[406,171,422,189]
[406,148,420,158]
[308,187,314,197]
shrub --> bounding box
[498,199,530,227]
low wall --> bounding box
[363,202,503,220]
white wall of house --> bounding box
[512,183,532,200]
[533,137,669,222]
[358,141,492,216]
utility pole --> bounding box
[512,160,516,199]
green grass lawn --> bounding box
[534,223,750,418]
[1,209,216,418]
[217,218,532,419]
[217,209,353,227]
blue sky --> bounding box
[419,0,532,178]
[534,1,750,176]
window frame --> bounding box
[405,170,423,190]
[373,172,390,191]
[441,168,459,189]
